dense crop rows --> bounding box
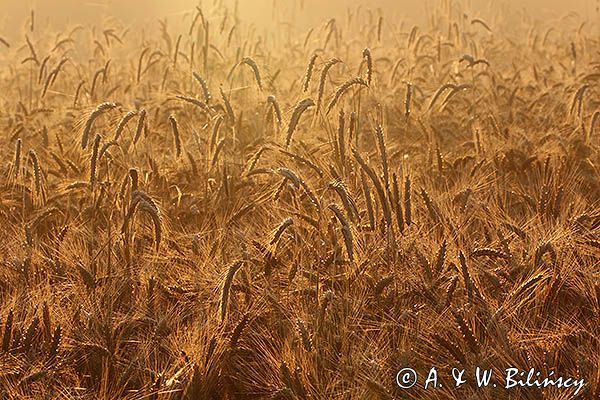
[0,1,599,399]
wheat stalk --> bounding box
[326,77,368,115]
[404,176,412,226]
[316,58,342,111]
[329,203,354,261]
[114,110,138,141]
[27,149,41,196]
[392,174,404,233]
[81,102,116,149]
[286,98,315,148]
[13,138,22,179]
[270,217,294,245]
[169,115,182,158]
[133,109,147,145]
[373,125,389,188]
[303,54,318,92]
[193,72,212,103]
[221,261,244,321]
[362,48,373,85]
[267,95,283,129]
[352,147,392,229]
[89,134,101,190]
[241,57,263,91]
[220,86,235,124]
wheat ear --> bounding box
[169,115,182,158]
[241,57,263,91]
[326,77,368,115]
[81,102,116,149]
[221,261,244,321]
[286,98,315,148]
[303,54,318,92]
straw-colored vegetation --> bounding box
[0,1,599,399]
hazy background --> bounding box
[1,0,597,39]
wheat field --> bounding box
[0,0,599,399]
